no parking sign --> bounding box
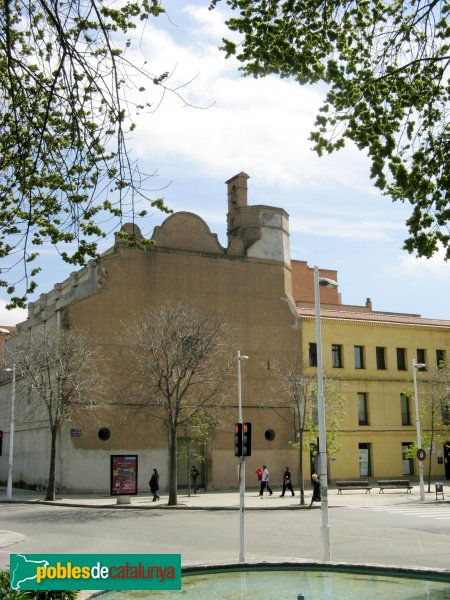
[416,448,426,461]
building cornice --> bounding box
[298,308,450,330]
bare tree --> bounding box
[120,302,233,506]
[10,326,109,500]
[268,359,345,505]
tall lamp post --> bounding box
[4,364,16,500]
[412,358,426,501]
[237,350,248,563]
[314,266,338,562]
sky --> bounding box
[1,1,449,326]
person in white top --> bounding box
[259,465,273,497]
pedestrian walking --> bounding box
[149,468,160,502]
[309,473,321,507]
[280,466,295,497]
[259,465,273,497]
[191,465,200,494]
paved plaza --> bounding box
[1,483,449,598]
[0,483,448,511]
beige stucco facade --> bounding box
[0,173,304,493]
[0,172,449,494]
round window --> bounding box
[265,429,275,441]
[98,427,111,441]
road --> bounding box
[1,499,450,572]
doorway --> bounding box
[402,442,414,476]
[444,442,450,480]
[177,439,205,490]
[358,443,371,477]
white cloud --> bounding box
[0,300,27,327]
[387,248,450,281]
[289,215,396,240]
[125,7,375,194]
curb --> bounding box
[0,499,314,511]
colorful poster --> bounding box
[110,455,138,496]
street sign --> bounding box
[416,448,426,461]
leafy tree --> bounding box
[1,0,173,308]
[119,301,232,506]
[9,326,109,501]
[179,411,210,497]
[211,0,450,260]
[267,359,345,505]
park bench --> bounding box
[377,479,413,493]
[336,480,372,494]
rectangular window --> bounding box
[376,346,386,370]
[396,348,407,371]
[436,349,446,368]
[354,346,365,369]
[402,442,414,476]
[357,392,369,425]
[359,443,371,477]
[309,343,317,367]
[332,344,343,368]
[401,393,411,426]
[417,349,427,370]
[442,402,450,426]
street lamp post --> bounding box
[313,266,337,562]
[237,350,248,563]
[4,364,16,500]
[412,358,426,501]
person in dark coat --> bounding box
[309,473,321,507]
[280,466,295,497]
[149,468,160,502]
[191,465,200,494]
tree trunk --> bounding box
[168,428,178,506]
[427,432,434,493]
[427,410,435,493]
[46,427,57,501]
[187,442,192,498]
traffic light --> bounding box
[234,422,252,457]
[234,423,243,456]
[243,422,252,457]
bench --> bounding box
[336,480,372,494]
[378,479,413,493]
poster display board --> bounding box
[110,455,138,496]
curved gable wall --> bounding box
[152,212,224,255]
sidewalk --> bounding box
[0,484,447,510]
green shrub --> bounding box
[0,569,78,599]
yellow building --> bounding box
[298,304,450,481]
